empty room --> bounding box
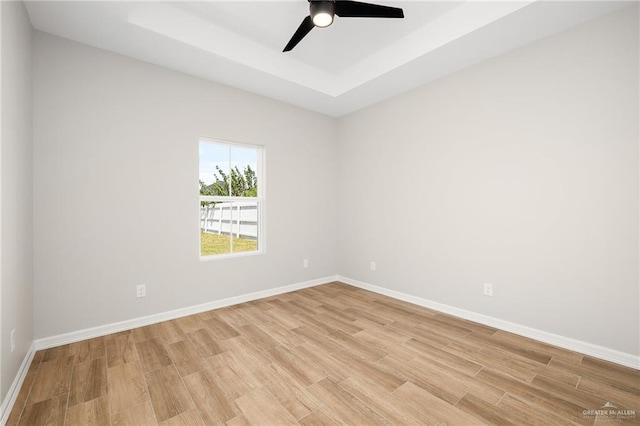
[1,0,639,425]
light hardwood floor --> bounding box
[7,282,640,425]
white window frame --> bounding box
[199,137,265,260]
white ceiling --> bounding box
[24,1,632,117]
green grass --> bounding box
[200,232,257,256]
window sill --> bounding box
[199,249,265,262]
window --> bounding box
[199,139,263,258]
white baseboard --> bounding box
[338,276,640,370]
[34,275,339,350]
[0,342,36,426]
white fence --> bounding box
[200,202,258,240]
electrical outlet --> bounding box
[303,258,309,268]
[370,261,377,271]
[10,329,16,352]
[136,284,146,298]
[483,283,493,297]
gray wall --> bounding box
[26,4,640,360]
[337,6,639,355]
[33,33,338,338]
[1,1,34,401]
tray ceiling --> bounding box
[24,1,631,116]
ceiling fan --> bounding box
[283,0,404,52]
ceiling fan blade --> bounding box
[335,1,404,19]
[283,16,315,52]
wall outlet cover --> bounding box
[136,284,146,298]
[483,283,493,297]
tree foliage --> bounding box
[200,165,257,197]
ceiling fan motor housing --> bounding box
[310,1,336,27]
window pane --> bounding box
[200,142,230,196]
[200,202,231,256]
[230,145,258,197]
[199,201,258,256]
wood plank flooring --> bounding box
[7,282,640,425]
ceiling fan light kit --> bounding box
[283,0,405,52]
